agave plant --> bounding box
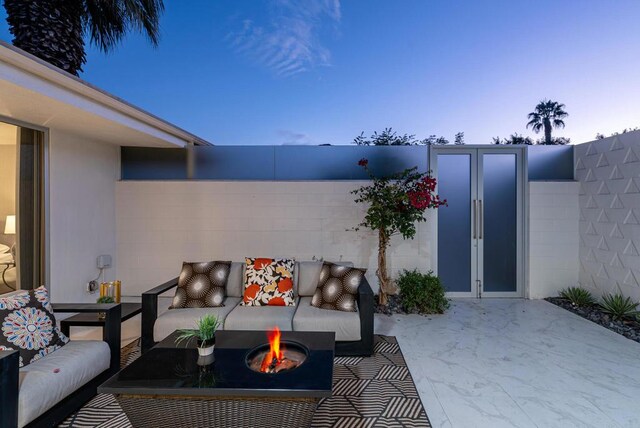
[600,294,639,321]
[559,287,594,307]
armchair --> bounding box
[141,276,179,352]
[0,303,121,428]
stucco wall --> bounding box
[48,130,119,303]
[115,181,435,296]
[576,131,640,301]
[528,181,580,298]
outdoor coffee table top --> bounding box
[99,330,335,398]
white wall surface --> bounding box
[576,131,640,301]
[48,129,119,303]
[115,181,436,296]
[528,181,580,299]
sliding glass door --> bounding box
[0,121,45,294]
[432,147,524,297]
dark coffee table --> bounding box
[99,330,335,428]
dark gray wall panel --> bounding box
[273,146,428,180]
[122,145,428,180]
[121,147,187,179]
[194,146,276,180]
[527,145,574,180]
[121,145,571,181]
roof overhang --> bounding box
[0,42,211,148]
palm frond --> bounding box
[85,0,163,52]
[122,0,164,45]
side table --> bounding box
[60,302,142,337]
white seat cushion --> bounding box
[224,298,299,331]
[153,297,241,342]
[18,340,110,427]
[293,297,361,341]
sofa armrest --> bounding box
[0,350,19,428]
[357,277,375,355]
[52,303,122,374]
[141,277,178,352]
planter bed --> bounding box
[545,297,640,343]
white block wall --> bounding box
[528,181,580,299]
[576,131,640,301]
[49,130,119,303]
[115,181,435,296]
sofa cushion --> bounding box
[18,340,110,427]
[294,297,361,341]
[154,297,241,342]
[225,262,245,298]
[311,262,365,312]
[225,298,299,331]
[170,261,231,309]
[0,286,69,368]
[241,258,296,306]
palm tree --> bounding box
[526,100,568,145]
[3,0,164,76]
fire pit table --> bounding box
[99,330,335,428]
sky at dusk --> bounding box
[1,0,639,146]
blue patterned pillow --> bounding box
[0,287,69,367]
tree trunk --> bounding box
[4,0,86,75]
[376,229,397,306]
[543,118,552,145]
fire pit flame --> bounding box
[247,327,308,374]
[260,326,284,372]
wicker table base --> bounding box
[116,394,319,428]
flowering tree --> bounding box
[352,159,446,305]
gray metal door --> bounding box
[431,146,524,298]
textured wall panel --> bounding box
[576,131,640,300]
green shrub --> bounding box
[600,294,639,320]
[397,269,449,314]
[559,287,594,307]
[96,295,115,304]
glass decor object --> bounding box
[100,280,121,303]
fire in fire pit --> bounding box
[246,327,308,374]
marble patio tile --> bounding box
[374,299,640,428]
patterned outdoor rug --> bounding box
[60,335,431,428]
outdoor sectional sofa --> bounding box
[142,261,374,356]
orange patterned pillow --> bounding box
[241,258,296,306]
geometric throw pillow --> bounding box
[170,261,232,309]
[241,258,296,306]
[311,262,366,312]
[0,286,70,367]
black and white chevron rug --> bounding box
[60,335,431,428]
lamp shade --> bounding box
[4,215,15,235]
